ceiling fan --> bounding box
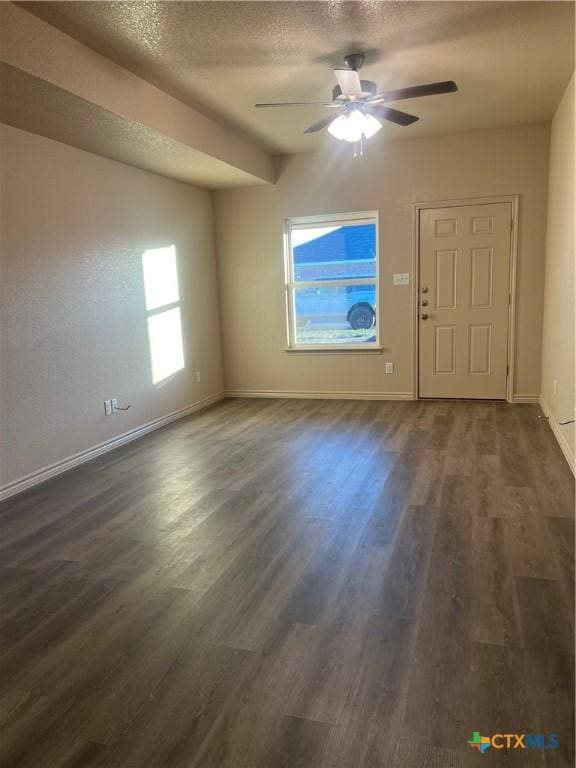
[255,53,458,144]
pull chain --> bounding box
[353,136,366,157]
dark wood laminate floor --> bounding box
[0,398,574,768]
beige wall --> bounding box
[0,119,558,490]
[540,74,575,466]
[0,125,224,489]
[215,123,550,398]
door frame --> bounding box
[411,194,520,403]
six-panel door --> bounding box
[418,203,513,399]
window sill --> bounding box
[285,346,384,354]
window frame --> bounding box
[284,211,380,351]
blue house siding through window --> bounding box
[292,224,377,332]
[293,224,376,281]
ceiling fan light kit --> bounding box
[327,110,382,142]
[254,53,458,154]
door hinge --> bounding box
[506,364,510,376]
[508,293,512,305]
[510,218,514,231]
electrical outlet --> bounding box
[385,361,394,374]
[393,273,410,286]
[111,398,118,412]
[195,371,201,383]
[104,399,113,416]
[553,379,558,395]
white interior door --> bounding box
[418,202,513,399]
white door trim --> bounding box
[411,194,520,403]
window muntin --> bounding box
[285,213,379,349]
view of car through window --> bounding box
[288,218,378,346]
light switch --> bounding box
[393,273,410,286]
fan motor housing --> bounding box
[332,80,377,102]
[343,53,365,71]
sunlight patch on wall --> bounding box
[147,307,185,384]
[142,245,185,384]
[143,245,180,310]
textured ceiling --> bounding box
[19,1,576,154]
[0,63,261,189]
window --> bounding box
[284,212,379,349]
[142,245,185,384]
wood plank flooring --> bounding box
[0,398,574,767]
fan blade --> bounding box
[304,112,342,134]
[368,80,458,103]
[255,102,338,108]
[334,69,362,98]
[368,104,419,126]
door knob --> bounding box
[421,286,429,293]
[421,299,429,307]
[421,313,429,320]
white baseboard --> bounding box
[539,397,575,475]
[511,394,540,403]
[7,389,564,501]
[225,389,414,401]
[0,392,225,502]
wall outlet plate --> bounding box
[393,273,410,286]
[104,399,113,416]
[385,361,394,374]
